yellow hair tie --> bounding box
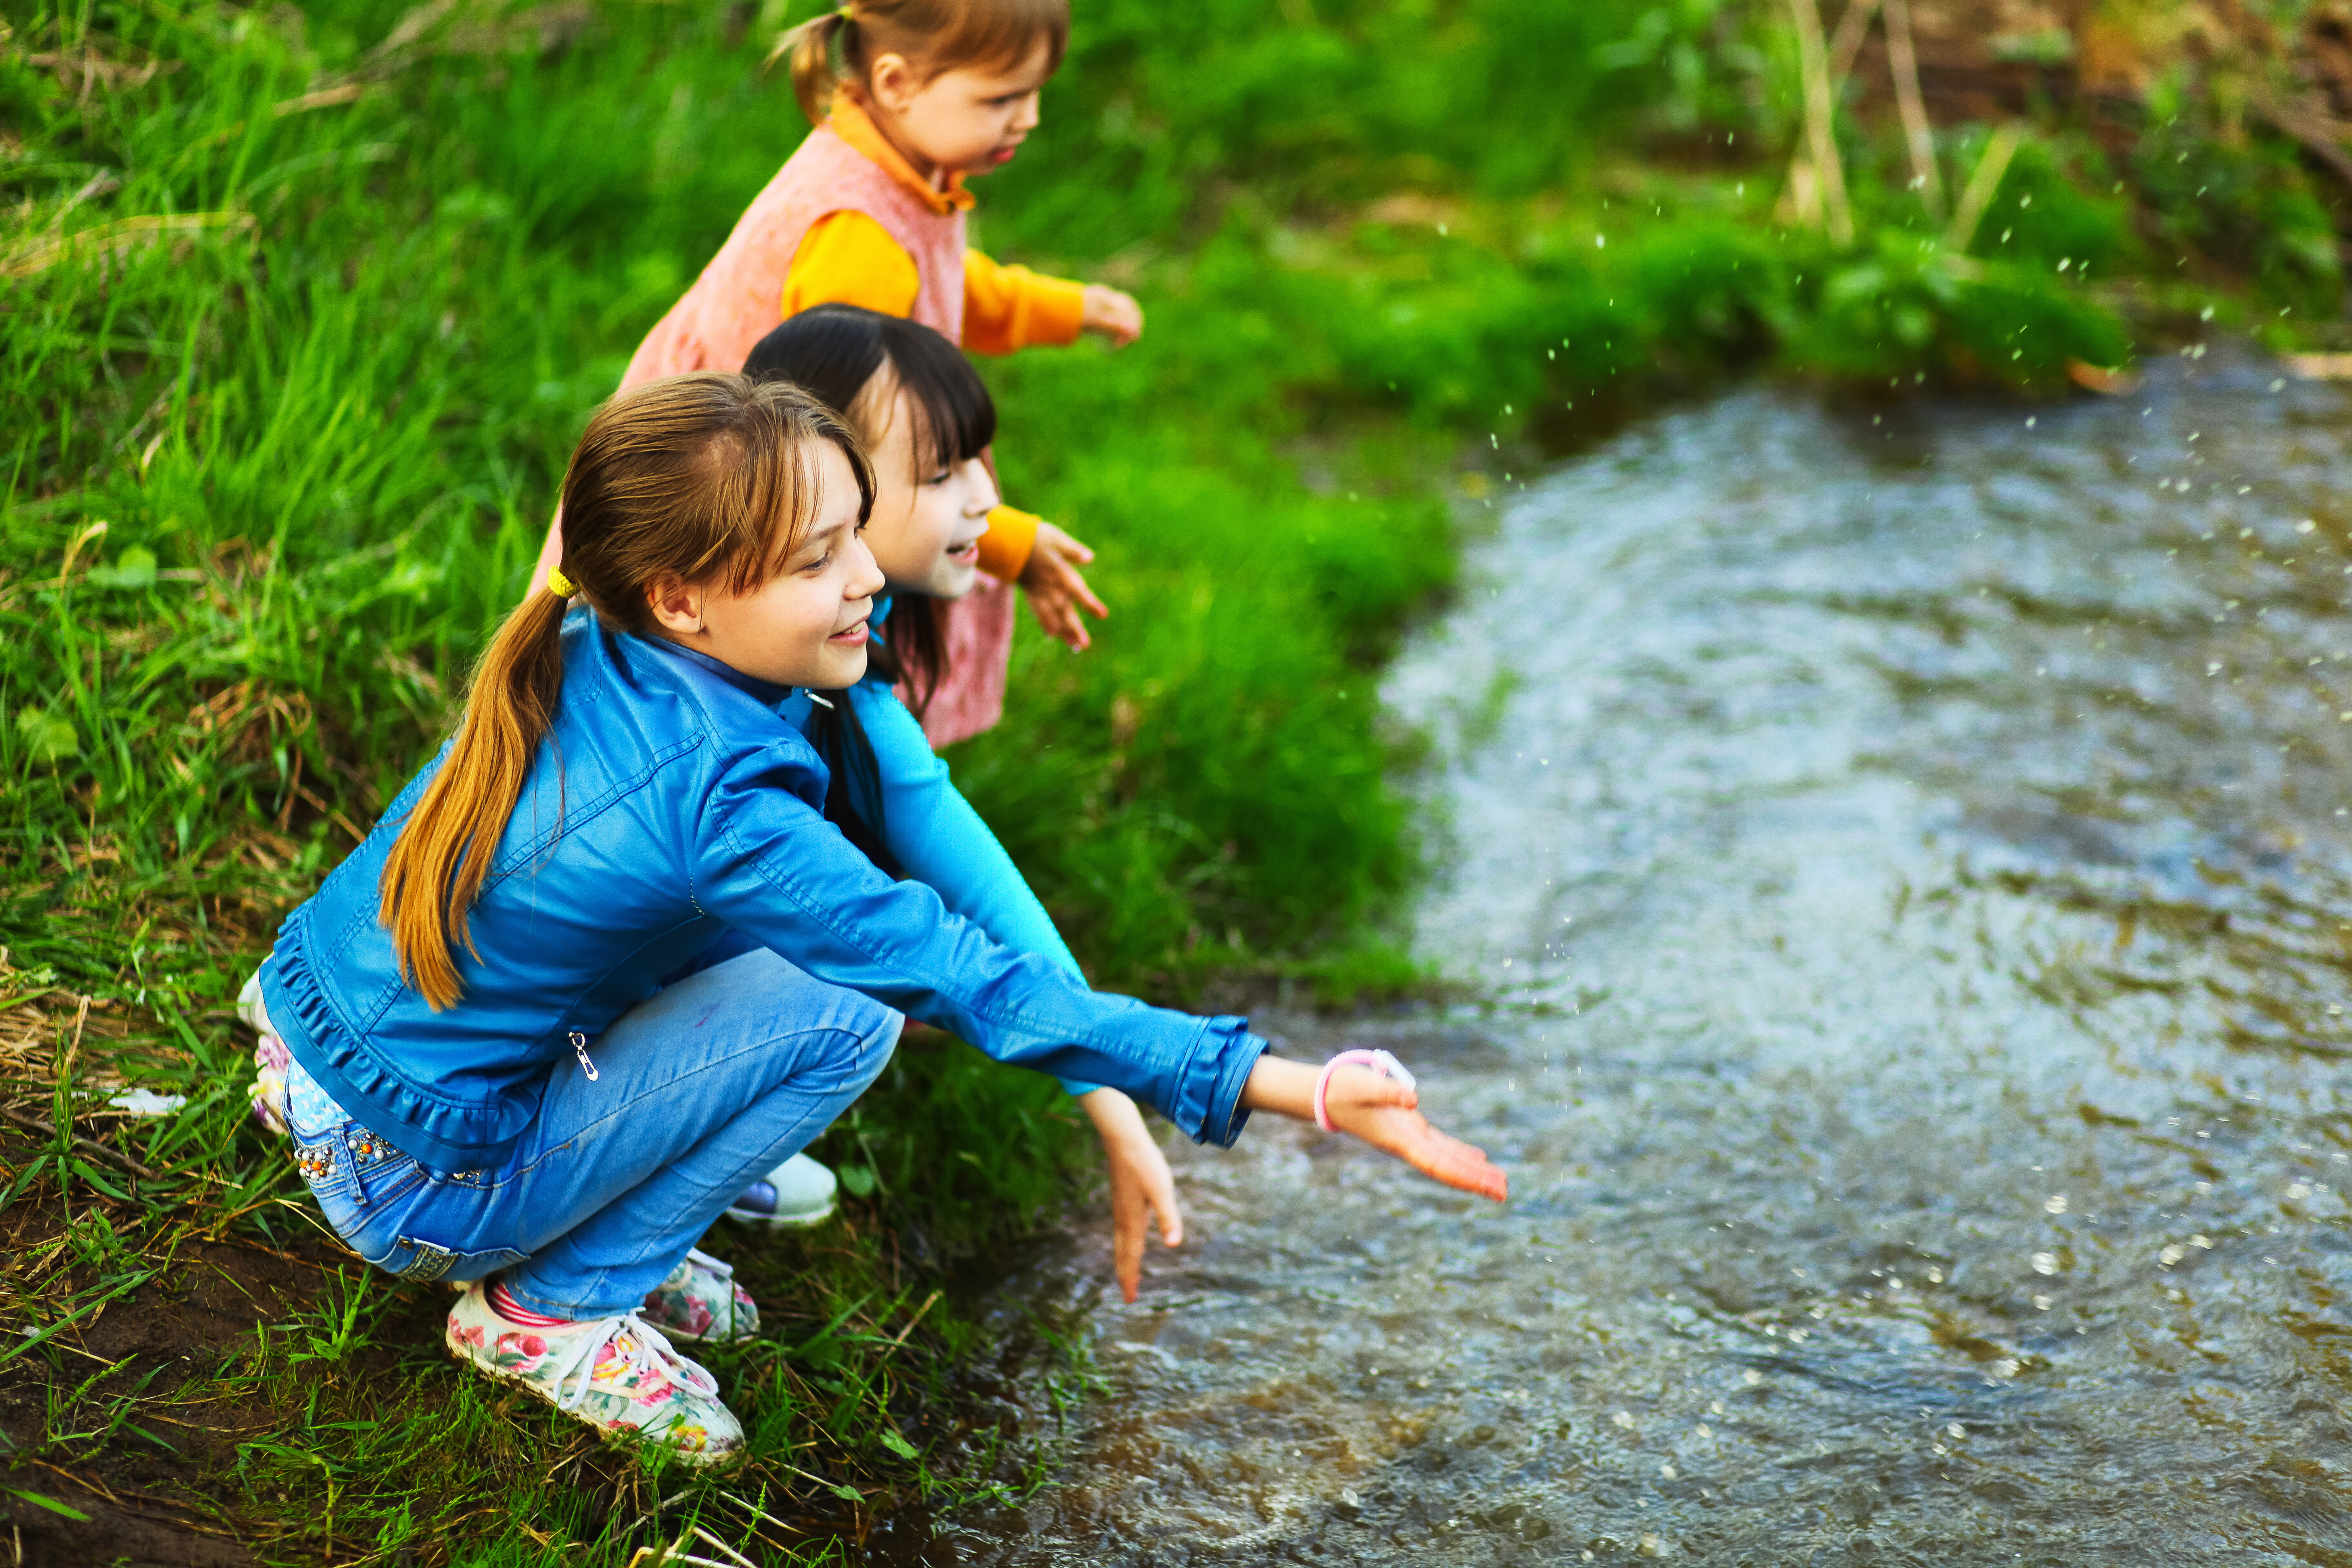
[547,567,576,598]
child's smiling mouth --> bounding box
[828,613,872,646]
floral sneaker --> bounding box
[640,1248,759,1344]
[238,971,291,1137]
[445,1282,742,1465]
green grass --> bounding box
[3,0,2346,1559]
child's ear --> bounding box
[645,575,706,637]
[866,52,917,114]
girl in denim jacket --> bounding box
[250,374,1504,1464]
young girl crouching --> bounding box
[254,374,1504,1465]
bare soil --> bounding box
[0,1130,436,1567]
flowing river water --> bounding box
[912,357,2352,1564]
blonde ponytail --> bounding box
[379,374,874,1011]
[774,10,852,125]
[379,588,570,1011]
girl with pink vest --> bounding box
[529,0,1139,748]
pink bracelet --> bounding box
[1314,1048,1418,1131]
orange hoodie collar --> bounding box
[827,94,976,216]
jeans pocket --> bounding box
[295,1125,427,1247]
[291,1124,354,1205]
[361,1236,527,1284]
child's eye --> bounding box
[923,469,952,487]
[801,552,833,575]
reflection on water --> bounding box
[923,358,2352,1564]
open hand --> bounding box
[1081,284,1144,348]
[1082,1087,1183,1301]
[1240,1055,1508,1203]
[1019,522,1110,651]
[1321,1065,1508,1202]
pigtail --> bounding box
[379,586,572,1011]
[774,9,853,125]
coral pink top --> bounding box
[620,102,1011,747]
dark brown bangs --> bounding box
[877,313,995,475]
[742,305,994,487]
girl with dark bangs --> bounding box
[716,306,1184,1302]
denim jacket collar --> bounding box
[631,631,795,712]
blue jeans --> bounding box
[289,951,900,1317]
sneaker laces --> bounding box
[682,1247,734,1282]
[536,1310,720,1414]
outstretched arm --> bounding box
[1241,1056,1508,1203]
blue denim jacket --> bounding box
[777,596,1099,1098]
[259,609,1265,1170]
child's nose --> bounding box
[844,532,886,599]
[962,457,1000,516]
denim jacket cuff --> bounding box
[1172,1017,1268,1149]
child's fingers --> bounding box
[1338,1098,1506,1203]
[1148,1163,1184,1249]
[1037,524,1096,564]
[1061,562,1110,621]
[1022,579,1091,650]
[1416,1132,1509,1203]
[1328,1065,1418,1114]
[1390,1119,1505,1202]
[1041,595,1091,650]
[1114,1231,1143,1302]
[1112,1175,1146,1302]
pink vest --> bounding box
[621,124,1014,748]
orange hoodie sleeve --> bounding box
[974,504,1042,582]
[962,249,1087,356]
[783,211,922,321]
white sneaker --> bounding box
[444,1283,742,1465]
[723,1152,837,1227]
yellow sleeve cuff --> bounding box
[784,210,921,321]
[962,249,1089,355]
[975,504,1041,582]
